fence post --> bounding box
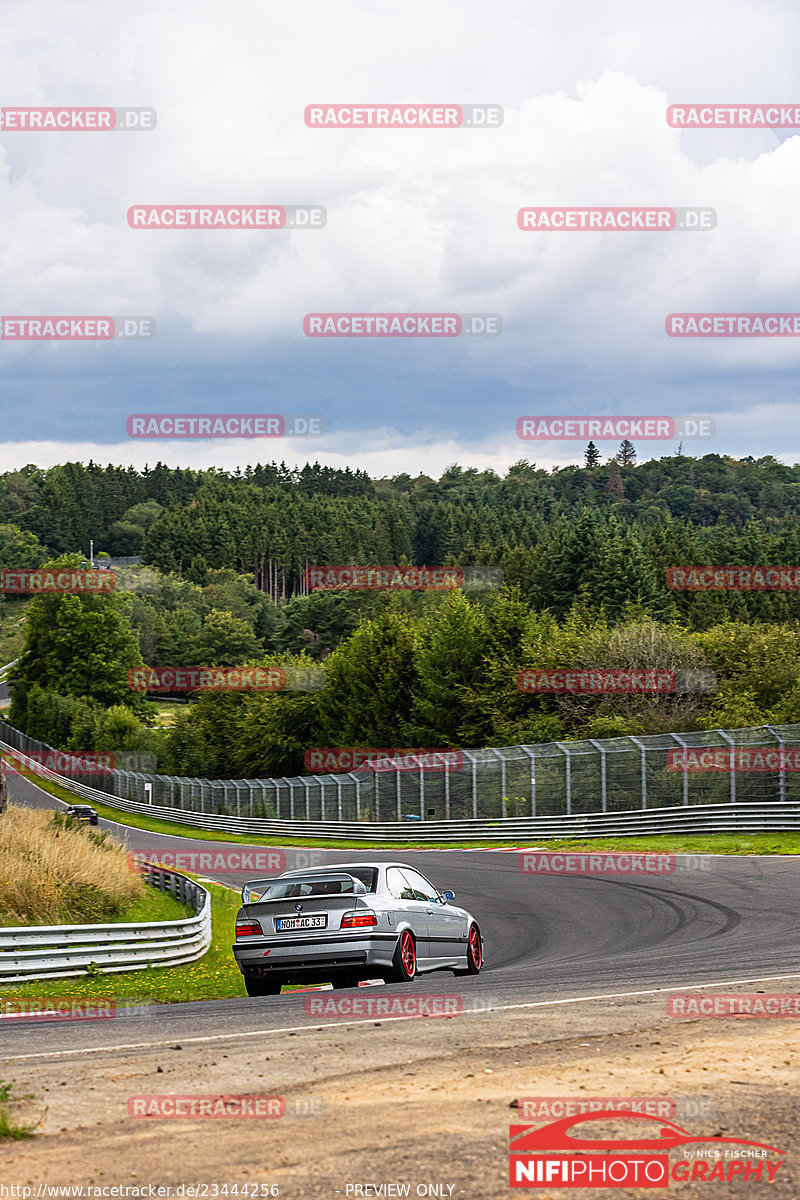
[289,780,296,820]
[555,743,571,816]
[671,734,690,805]
[521,747,536,817]
[765,725,787,802]
[444,758,450,821]
[302,777,311,819]
[719,730,736,805]
[490,749,507,819]
[396,767,402,820]
[315,776,327,821]
[588,740,607,813]
[629,737,647,809]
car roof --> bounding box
[279,862,416,878]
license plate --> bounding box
[275,915,327,931]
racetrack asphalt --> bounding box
[4,768,800,1061]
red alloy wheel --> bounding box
[469,925,482,970]
[400,930,416,976]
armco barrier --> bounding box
[0,865,211,983]
[4,721,800,839]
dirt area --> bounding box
[2,990,798,1198]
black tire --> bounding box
[244,972,284,997]
[331,973,362,990]
[383,929,417,983]
[453,923,483,976]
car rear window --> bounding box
[262,876,367,899]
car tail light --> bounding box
[236,920,263,938]
[341,910,377,928]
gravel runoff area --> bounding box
[1,985,798,1198]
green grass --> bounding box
[7,757,800,855]
[0,1081,36,1140]
[0,599,30,666]
[3,881,247,1006]
[107,885,192,924]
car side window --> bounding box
[398,868,439,903]
[386,867,416,901]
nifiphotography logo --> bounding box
[509,1111,785,1187]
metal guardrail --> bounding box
[4,719,800,838]
[3,738,800,839]
[0,659,18,681]
[0,865,211,983]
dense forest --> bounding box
[3,449,800,779]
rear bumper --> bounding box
[233,932,398,978]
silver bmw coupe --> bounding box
[233,861,484,995]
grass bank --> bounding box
[0,804,189,926]
[3,880,245,1006]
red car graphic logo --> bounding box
[510,1111,785,1155]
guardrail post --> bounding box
[765,725,787,802]
[719,730,736,805]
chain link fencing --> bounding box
[2,719,800,825]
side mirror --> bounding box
[441,889,455,904]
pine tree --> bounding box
[584,442,601,468]
[616,440,637,466]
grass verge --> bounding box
[0,1081,36,1140]
[6,762,800,855]
[2,881,245,1006]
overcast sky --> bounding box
[1,0,799,477]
